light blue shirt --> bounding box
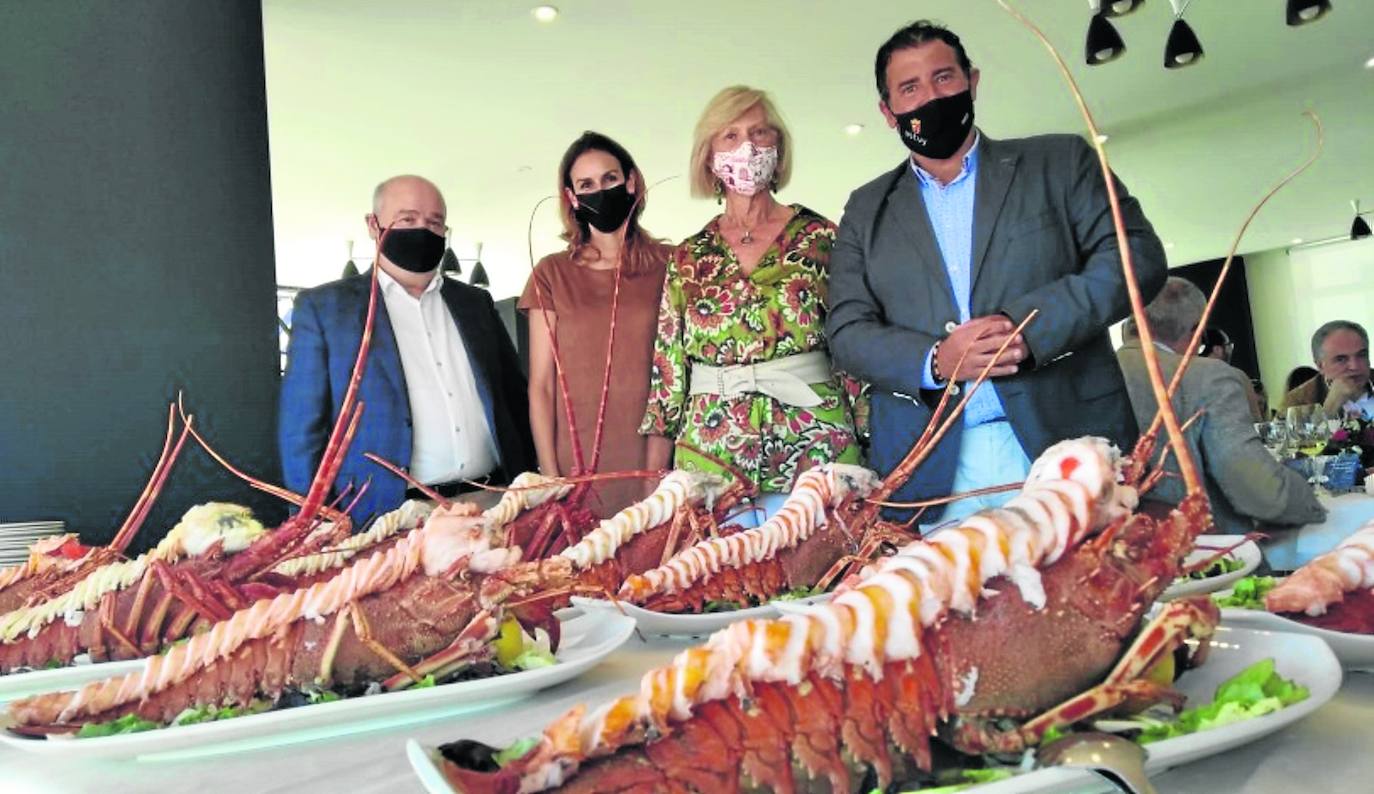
[914,134,1007,426]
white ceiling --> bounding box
[262,0,1374,298]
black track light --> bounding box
[1287,0,1332,26]
[468,242,489,288]
[1354,201,1372,241]
[1164,18,1204,68]
[468,261,490,288]
[1086,12,1127,65]
[1101,0,1145,17]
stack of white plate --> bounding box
[0,521,67,567]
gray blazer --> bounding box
[826,133,1167,513]
[1117,341,1326,533]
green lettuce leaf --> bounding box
[494,736,540,767]
[1213,576,1279,610]
[1138,659,1307,744]
[77,713,160,738]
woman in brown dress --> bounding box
[518,132,671,516]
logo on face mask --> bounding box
[892,89,975,160]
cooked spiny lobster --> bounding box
[616,464,899,613]
[7,502,531,732]
[434,436,1220,793]
[1264,519,1374,618]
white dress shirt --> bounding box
[379,269,498,484]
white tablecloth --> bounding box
[1261,492,1374,571]
[3,635,1370,794]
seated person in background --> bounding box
[1117,278,1325,534]
[1200,326,1233,362]
[1280,320,1374,420]
[1284,365,1318,397]
[1197,325,1265,421]
[280,175,536,525]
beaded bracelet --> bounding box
[931,338,946,384]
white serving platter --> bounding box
[1215,584,1374,670]
[0,659,147,704]
[1159,535,1263,601]
[0,609,635,761]
[569,593,831,638]
[406,625,1341,794]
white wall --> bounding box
[1247,239,1374,408]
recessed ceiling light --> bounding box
[532,5,558,22]
[843,123,864,136]
[1291,237,1304,245]
[1094,133,1110,144]
[1365,55,1374,69]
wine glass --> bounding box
[1309,454,1333,496]
[1265,418,1290,459]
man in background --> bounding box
[279,175,535,524]
[1118,278,1324,533]
[1281,320,1373,420]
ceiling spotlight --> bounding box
[1093,133,1110,144]
[1086,12,1127,65]
[531,5,559,23]
[1164,18,1204,68]
[1365,55,1374,69]
[843,123,864,136]
[1353,200,1372,240]
[1101,0,1145,17]
[1286,0,1331,26]
[1291,238,1305,245]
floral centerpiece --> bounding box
[1321,416,1374,483]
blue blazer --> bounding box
[827,134,1167,519]
[279,272,535,524]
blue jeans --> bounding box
[922,421,1031,532]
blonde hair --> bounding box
[688,86,793,199]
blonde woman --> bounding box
[640,86,866,513]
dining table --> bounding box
[1260,490,1374,571]
[3,631,1370,794]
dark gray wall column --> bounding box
[0,1,286,549]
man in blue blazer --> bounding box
[279,175,535,525]
[827,21,1166,524]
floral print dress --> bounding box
[639,204,867,493]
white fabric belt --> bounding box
[688,351,833,408]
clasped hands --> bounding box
[935,315,1028,383]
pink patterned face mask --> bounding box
[710,142,779,197]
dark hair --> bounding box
[874,19,973,103]
[1285,365,1318,394]
[555,131,660,276]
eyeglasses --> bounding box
[374,213,448,236]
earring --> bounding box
[714,180,724,205]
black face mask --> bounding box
[378,227,446,273]
[891,89,975,160]
[573,183,636,234]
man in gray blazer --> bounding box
[1118,278,1325,533]
[827,20,1167,523]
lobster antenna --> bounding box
[526,193,589,476]
[997,0,1201,495]
[1141,112,1324,444]
[586,173,680,473]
